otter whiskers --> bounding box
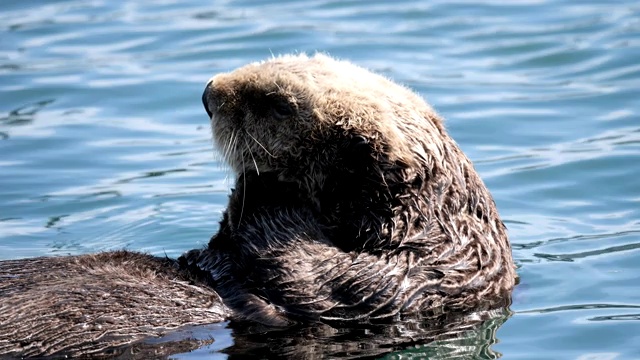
[237,149,247,229]
[246,131,277,158]
[220,129,239,169]
[244,137,261,175]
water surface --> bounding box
[1,1,639,359]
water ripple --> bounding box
[1,0,640,358]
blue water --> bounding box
[1,1,639,358]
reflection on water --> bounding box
[92,309,511,359]
[0,100,55,139]
[217,309,511,359]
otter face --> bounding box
[201,54,447,189]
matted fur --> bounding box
[188,53,517,326]
[0,251,227,358]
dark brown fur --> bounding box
[0,251,226,358]
[186,53,517,326]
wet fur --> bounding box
[186,53,517,325]
[0,251,226,358]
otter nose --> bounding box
[202,80,214,118]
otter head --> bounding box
[202,54,464,251]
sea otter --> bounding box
[183,53,517,326]
[0,54,516,358]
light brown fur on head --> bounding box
[205,54,447,181]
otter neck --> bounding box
[315,160,422,254]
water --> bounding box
[1,0,639,358]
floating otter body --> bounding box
[0,54,516,358]
[0,251,226,358]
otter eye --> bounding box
[270,99,294,120]
[350,135,369,148]
[343,134,371,165]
